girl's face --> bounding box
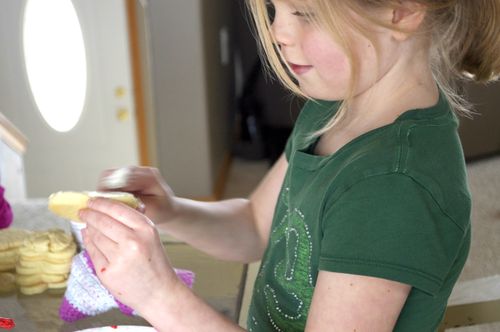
[270,0,394,101]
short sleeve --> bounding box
[319,173,468,295]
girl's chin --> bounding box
[299,84,346,101]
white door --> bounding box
[0,0,139,198]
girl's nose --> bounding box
[271,15,294,47]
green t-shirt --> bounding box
[247,94,471,331]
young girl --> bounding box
[80,0,500,331]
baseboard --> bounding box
[439,299,500,331]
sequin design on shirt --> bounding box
[251,187,314,331]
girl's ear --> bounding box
[391,1,427,41]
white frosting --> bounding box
[100,167,131,189]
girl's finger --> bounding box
[87,198,154,230]
[83,229,109,272]
[85,225,120,261]
[80,206,134,242]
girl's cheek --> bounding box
[303,34,351,79]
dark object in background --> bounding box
[232,57,302,164]
[233,58,267,160]
[458,81,500,161]
[261,125,293,164]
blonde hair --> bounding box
[246,0,500,136]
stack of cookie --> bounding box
[0,228,32,293]
[0,228,32,272]
[16,229,76,295]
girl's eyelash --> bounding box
[292,11,314,20]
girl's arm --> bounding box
[305,271,411,331]
[161,154,288,262]
[138,270,411,332]
[140,278,246,331]
[97,154,289,263]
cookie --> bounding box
[0,249,18,271]
[42,261,72,275]
[48,229,74,252]
[0,272,16,293]
[16,264,40,275]
[46,243,77,263]
[17,258,43,269]
[0,263,15,272]
[0,255,17,266]
[48,280,67,289]
[41,273,67,283]
[19,282,48,295]
[17,252,45,262]
[48,191,141,222]
[0,248,18,260]
[0,228,32,251]
[22,232,50,253]
[16,274,42,287]
[14,229,76,295]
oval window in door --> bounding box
[23,0,88,133]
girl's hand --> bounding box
[80,197,179,314]
[97,167,177,225]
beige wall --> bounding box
[145,0,233,198]
[0,115,27,201]
[201,0,235,190]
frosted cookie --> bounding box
[21,232,50,254]
[48,229,74,252]
[0,248,18,270]
[48,191,141,222]
[13,229,76,295]
[17,251,45,261]
[0,228,32,251]
[16,264,40,275]
[48,280,67,289]
[42,261,72,275]
[0,263,15,272]
[0,272,16,293]
[42,273,67,283]
[17,258,43,269]
[100,167,131,189]
[0,248,17,260]
[19,282,48,295]
[46,243,77,264]
[16,273,42,287]
[0,254,17,266]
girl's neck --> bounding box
[344,48,439,130]
[315,49,438,157]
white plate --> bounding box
[75,326,156,332]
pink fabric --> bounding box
[59,250,195,322]
[0,186,13,229]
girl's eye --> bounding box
[265,0,276,23]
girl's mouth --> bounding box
[289,63,313,75]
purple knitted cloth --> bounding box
[59,250,195,322]
[0,186,13,229]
